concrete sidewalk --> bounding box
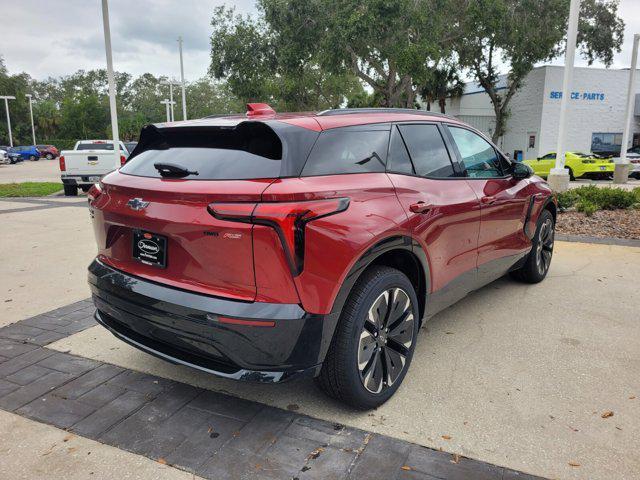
[50,241,640,480]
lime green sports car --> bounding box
[524,152,615,180]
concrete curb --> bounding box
[556,234,640,248]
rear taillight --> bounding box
[208,198,349,275]
[87,182,103,203]
[631,159,640,164]
[120,155,126,166]
[59,155,66,171]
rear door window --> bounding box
[398,124,456,178]
[302,128,389,176]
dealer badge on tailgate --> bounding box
[133,231,167,268]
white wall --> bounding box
[538,66,640,155]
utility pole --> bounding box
[25,94,36,145]
[614,33,640,184]
[178,36,187,121]
[160,79,181,121]
[101,0,122,169]
[548,0,581,192]
[160,99,175,122]
[0,96,16,147]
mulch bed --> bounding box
[556,209,640,240]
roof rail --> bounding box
[317,107,452,118]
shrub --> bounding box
[558,186,638,213]
[575,199,598,216]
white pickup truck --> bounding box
[60,140,132,196]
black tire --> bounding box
[46,153,53,160]
[565,166,575,181]
[510,209,555,284]
[315,265,419,409]
[80,185,91,193]
[63,184,78,196]
[29,155,37,161]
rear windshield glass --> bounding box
[76,143,123,151]
[120,122,283,180]
[302,129,389,176]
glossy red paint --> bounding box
[89,109,555,322]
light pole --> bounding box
[178,36,187,121]
[548,0,581,192]
[101,0,122,169]
[160,79,181,121]
[160,99,175,122]
[0,96,16,147]
[614,33,640,184]
[25,94,36,146]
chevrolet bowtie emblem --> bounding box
[127,198,149,211]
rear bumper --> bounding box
[88,259,332,382]
[62,175,103,186]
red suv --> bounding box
[88,106,556,409]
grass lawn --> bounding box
[0,182,64,197]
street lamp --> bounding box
[614,33,640,184]
[101,0,122,169]
[178,36,187,121]
[25,94,36,146]
[548,0,581,192]
[160,99,175,122]
[160,79,181,121]
[0,96,16,147]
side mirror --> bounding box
[512,162,533,180]
[536,157,541,160]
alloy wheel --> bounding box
[358,288,415,394]
[535,218,554,275]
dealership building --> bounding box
[446,65,640,161]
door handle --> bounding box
[481,196,497,205]
[409,201,432,214]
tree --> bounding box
[419,63,465,113]
[209,4,373,111]
[257,0,459,108]
[456,0,624,142]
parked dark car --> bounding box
[1,146,23,164]
[87,106,556,409]
[36,144,60,159]
[9,145,40,161]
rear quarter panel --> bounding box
[261,173,410,314]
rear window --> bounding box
[120,122,284,180]
[302,128,389,176]
[76,143,123,151]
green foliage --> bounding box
[575,199,598,216]
[557,186,639,213]
[0,182,63,197]
[209,4,364,111]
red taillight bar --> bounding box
[208,198,350,275]
[217,316,275,327]
[59,155,66,172]
[120,155,126,166]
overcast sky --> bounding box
[1,0,639,81]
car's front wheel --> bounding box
[510,209,555,283]
[316,266,419,409]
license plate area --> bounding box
[132,230,167,268]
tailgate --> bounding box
[91,173,273,302]
[64,151,118,174]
